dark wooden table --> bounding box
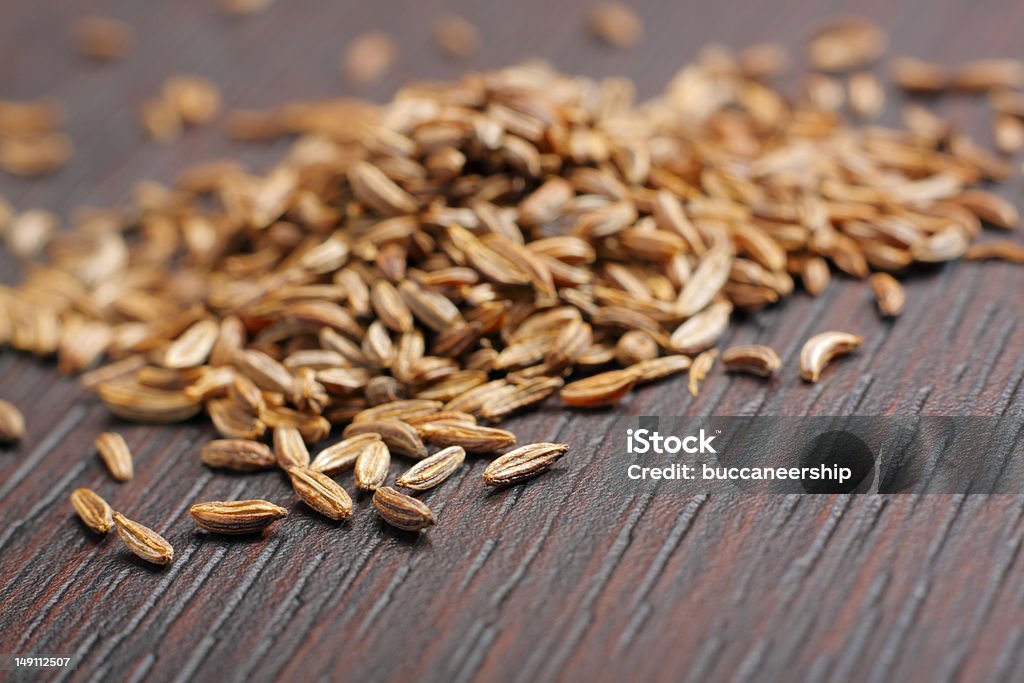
[1,1,1023,681]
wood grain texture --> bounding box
[1,0,1023,681]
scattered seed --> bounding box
[800,331,863,382]
[561,369,636,408]
[869,273,905,317]
[373,486,435,531]
[806,16,887,72]
[965,240,1024,263]
[113,512,173,564]
[310,433,381,475]
[274,425,310,469]
[688,348,719,396]
[419,422,516,453]
[200,439,276,471]
[189,500,288,535]
[73,16,135,61]
[588,3,642,49]
[396,445,466,491]
[721,345,781,378]
[0,400,25,442]
[483,442,568,487]
[344,418,427,458]
[343,32,397,85]
[433,15,479,58]
[70,488,114,534]
[95,432,133,481]
[288,467,353,520]
[354,439,391,491]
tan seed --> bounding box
[483,442,569,487]
[433,15,479,58]
[806,16,887,72]
[95,432,133,481]
[800,331,863,382]
[721,345,781,378]
[396,445,466,491]
[310,433,382,475]
[273,425,310,469]
[419,423,516,453]
[344,418,427,458]
[189,500,288,535]
[965,240,1024,263]
[0,400,25,442]
[688,348,719,396]
[588,2,642,49]
[113,512,173,564]
[561,369,636,408]
[200,439,276,471]
[288,467,353,520]
[869,273,905,317]
[354,439,391,491]
[343,32,397,85]
[70,488,114,534]
[373,486,435,532]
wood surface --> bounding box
[1,0,1023,681]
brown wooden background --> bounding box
[1,0,1023,681]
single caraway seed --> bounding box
[70,488,114,533]
[688,349,719,396]
[560,369,637,407]
[418,423,516,453]
[965,241,1024,263]
[354,439,391,491]
[800,331,864,382]
[372,486,435,531]
[721,345,782,378]
[274,425,310,469]
[869,273,905,317]
[344,418,426,458]
[113,512,174,564]
[190,500,288,534]
[95,432,133,481]
[288,467,353,520]
[396,445,466,491]
[0,400,25,442]
[310,433,382,475]
[483,442,569,487]
[200,439,276,471]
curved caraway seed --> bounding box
[70,488,114,534]
[113,512,174,564]
[869,273,905,317]
[395,445,466,491]
[418,422,516,453]
[628,355,692,384]
[483,442,569,487]
[688,348,720,396]
[721,345,781,378]
[373,486,435,532]
[189,499,288,535]
[288,467,353,520]
[344,418,426,458]
[274,425,310,469]
[0,400,25,442]
[800,331,864,382]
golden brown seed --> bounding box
[721,345,781,378]
[343,32,397,85]
[396,445,466,491]
[344,418,427,458]
[163,75,222,126]
[163,319,220,368]
[869,273,905,317]
[0,400,25,442]
[670,302,733,355]
[189,500,288,535]
[96,381,202,423]
[479,376,563,422]
[588,2,642,49]
[951,58,1024,92]
[418,423,516,453]
[951,190,1019,229]
[310,433,382,475]
[354,439,391,491]
[113,512,174,564]
[965,240,1024,263]
[73,16,135,61]
[800,332,863,382]
[848,72,884,119]
[273,425,310,469]
[561,369,636,408]
[890,57,949,92]
[628,355,692,384]
[614,330,659,366]
[806,15,887,72]
[200,439,276,471]
[483,442,569,487]
[353,399,443,423]
[688,348,719,396]
[234,349,295,395]
[95,432,133,481]
[288,467,353,520]
[70,488,114,534]
[433,15,479,58]
[373,486,435,532]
